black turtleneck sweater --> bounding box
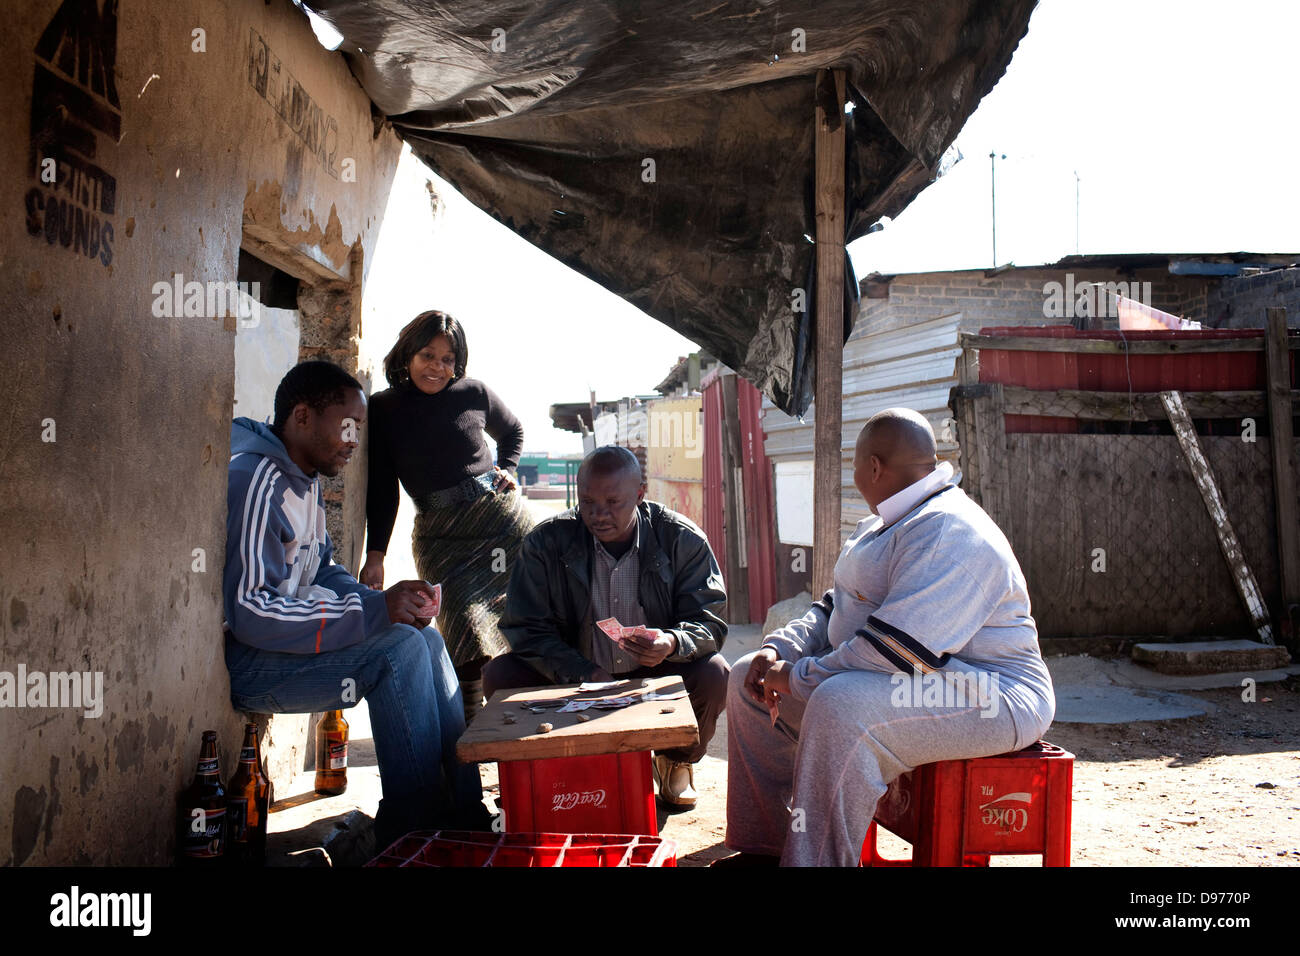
[365,376,524,553]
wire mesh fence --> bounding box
[990,429,1281,638]
[952,374,1293,638]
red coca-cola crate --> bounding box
[497,750,657,836]
[861,740,1074,867]
[366,830,677,867]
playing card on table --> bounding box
[577,681,626,692]
[592,694,642,709]
[641,687,689,702]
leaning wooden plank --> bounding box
[1161,390,1275,645]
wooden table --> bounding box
[458,675,698,835]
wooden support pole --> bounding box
[1161,390,1275,645]
[1264,308,1300,647]
[953,348,982,505]
[972,383,1008,531]
[720,373,751,624]
[812,68,846,597]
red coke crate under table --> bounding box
[497,750,658,836]
[456,677,699,839]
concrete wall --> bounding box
[1208,267,1300,329]
[0,0,401,864]
[857,266,1211,336]
[859,263,1300,337]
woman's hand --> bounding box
[492,466,517,492]
[360,550,386,590]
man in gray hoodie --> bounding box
[719,409,1055,867]
[222,360,485,847]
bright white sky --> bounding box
[357,0,1300,457]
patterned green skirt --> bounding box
[411,484,533,669]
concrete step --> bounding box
[1131,639,1292,675]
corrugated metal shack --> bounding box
[762,255,1300,647]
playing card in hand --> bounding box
[596,617,625,644]
[415,582,442,617]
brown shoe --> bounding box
[653,755,698,808]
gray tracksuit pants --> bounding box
[725,650,1020,867]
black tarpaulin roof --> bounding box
[305,0,1036,415]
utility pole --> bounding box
[989,151,1005,266]
[1074,170,1081,254]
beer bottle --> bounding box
[176,730,227,865]
[226,723,271,865]
[314,710,348,796]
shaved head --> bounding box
[853,408,939,513]
[859,408,937,471]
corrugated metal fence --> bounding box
[762,311,964,537]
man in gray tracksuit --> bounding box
[721,408,1055,867]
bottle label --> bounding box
[239,746,257,763]
[181,807,226,858]
[227,798,249,842]
[195,757,219,776]
[328,741,347,770]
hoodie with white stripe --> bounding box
[223,417,390,654]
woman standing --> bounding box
[361,310,532,722]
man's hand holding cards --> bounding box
[412,582,441,627]
[619,624,677,668]
[596,618,677,668]
[760,659,791,727]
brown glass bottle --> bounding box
[314,710,348,795]
[176,730,227,865]
[226,723,271,865]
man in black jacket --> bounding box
[486,445,730,808]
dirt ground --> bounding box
[642,671,1300,867]
[340,645,1299,868]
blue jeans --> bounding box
[224,623,484,847]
